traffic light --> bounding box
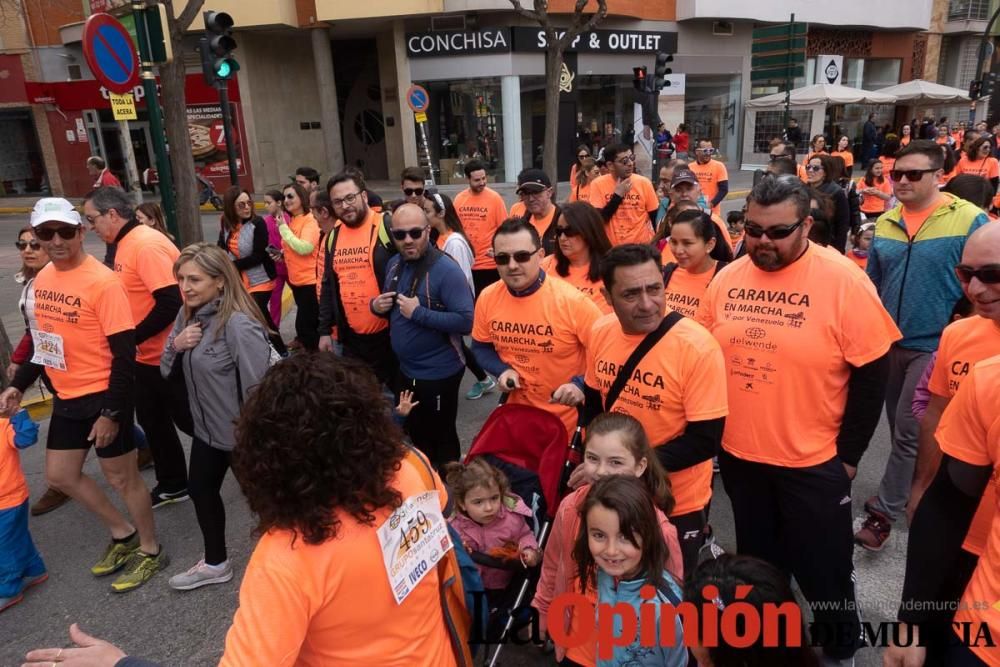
[982,72,1000,99]
[653,52,673,91]
[641,94,661,129]
[200,11,239,86]
[970,79,983,100]
[633,66,647,92]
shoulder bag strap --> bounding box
[604,311,683,412]
[662,262,679,288]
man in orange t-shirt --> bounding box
[512,168,560,255]
[554,243,728,575]
[453,159,508,297]
[668,168,734,247]
[696,176,901,662]
[689,139,729,216]
[85,188,191,508]
[589,144,659,246]
[471,218,601,436]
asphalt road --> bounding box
[0,206,905,666]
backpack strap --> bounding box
[712,260,729,278]
[662,262,679,288]
[604,311,683,412]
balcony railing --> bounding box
[948,0,991,22]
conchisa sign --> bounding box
[406,27,678,57]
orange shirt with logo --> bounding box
[588,174,658,246]
[856,177,892,215]
[696,245,901,467]
[331,209,388,336]
[689,160,728,216]
[0,419,26,510]
[540,255,612,314]
[831,150,854,170]
[664,265,716,319]
[32,256,135,399]
[454,187,508,270]
[283,213,321,286]
[227,223,275,295]
[473,275,601,435]
[929,315,1000,557]
[957,155,1000,180]
[935,354,1000,667]
[568,182,593,204]
[585,314,728,515]
[221,456,457,667]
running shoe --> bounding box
[30,487,70,516]
[111,548,169,593]
[91,532,140,576]
[0,593,24,614]
[854,510,892,551]
[168,559,234,591]
[150,486,189,509]
[22,572,48,590]
[465,376,497,400]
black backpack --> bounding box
[663,260,729,287]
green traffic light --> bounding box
[216,61,231,78]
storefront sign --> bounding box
[109,92,137,120]
[24,75,241,111]
[75,117,88,142]
[187,103,246,176]
[406,26,677,58]
[406,28,510,57]
[819,55,844,85]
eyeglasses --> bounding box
[695,148,715,155]
[15,240,41,251]
[283,193,296,200]
[402,187,424,197]
[615,155,635,164]
[390,226,428,241]
[332,191,363,208]
[236,200,252,208]
[889,168,939,182]
[494,248,539,266]
[743,220,804,240]
[578,153,589,159]
[555,226,579,238]
[34,226,79,241]
[768,154,785,161]
[955,264,1000,284]
[805,165,824,172]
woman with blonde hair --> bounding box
[161,243,273,592]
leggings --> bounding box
[268,272,286,325]
[251,290,287,355]
[288,282,319,350]
[189,438,232,566]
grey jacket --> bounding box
[161,299,271,450]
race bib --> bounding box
[30,330,66,371]
[377,490,452,605]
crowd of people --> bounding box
[2,133,999,667]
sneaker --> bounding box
[698,528,726,564]
[22,572,48,590]
[465,376,497,400]
[0,593,24,613]
[91,533,140,576]
[854,511,892,551]
[111,548,169,593]
[169,559,234,591]
[151,487,189,509]
[137,447,154,471]
[30,487,70,516]
[863,495,879,515]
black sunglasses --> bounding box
[494,249,538,266]
[15,240,41,250]
[390,227,427,241]
[743,220,804,240]
[889,168,938,182]
[34,226,79,241]
[283,193,296,200]
[955,264,1000,284]
[402,187,424,197]
[555,226,580,238]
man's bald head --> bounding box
[390,203,431,260]
[960,223,1000,322]
[391,202,428,227]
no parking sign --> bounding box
[82,13,140,95]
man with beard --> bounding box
[588,144,659,246]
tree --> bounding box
[509,0,608,187]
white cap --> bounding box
[30,198,82,228]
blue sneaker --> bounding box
[465,377,497,400]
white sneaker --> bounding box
[168,559,233,591]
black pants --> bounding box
[668,507,707,580]
[342,328,398,387]
[923,548,980,666]
[135,362,190,491]
[189,438,232,565]
[719,450,862,660]
[398,369,464,469]
[251,290,287,355]
[463,341,487,382]
[288,282,319,350]
[472,269,500,299]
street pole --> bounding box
[131,1,178,242]
[216,82,239,186]
[783,13,794,133]
[974,4,1000,123]
[118,119,143,204]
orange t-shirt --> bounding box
[585,313,728,515]
[330,210,389,336]
[696,244,901,467]
[588,173,658,246]
[928,315,1000,557]
[221,456,457,667]
[957,155,1000,181]
[283,213,321,286]
[689,159,729,215]
[879,155,895,174]
[32,256,135,399]
[899,195,946,239]
[526,205,558,243]
[938,166,959,187]
[831,150,854,170]
[568,182,593,204]
[540,255,612,314]
[509,201,525,218]
[227,223,274,295]
[856,177,892,215]
[935,354,1000,667]
[314,231,327,300]
[114,224,179,366]
[847,250,868,272]
[454,187,508,270]
[900,136,911,147]
[664,265,716,319]
[0,419,26,510]
[472,275,601,435]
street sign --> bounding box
[406,84,430,113]
[752,22,807,41]
[751,38,806,54]
[109,92,137,120]
[751,52,806,69]
[414,111,428,123]
[82,13,139,95]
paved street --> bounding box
[0,200,906,666]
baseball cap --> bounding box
[30,198,82,228]
[670,169,699,188]
[515,169,552,194]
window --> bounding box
[948,0,990,21]
[752,110,813,154]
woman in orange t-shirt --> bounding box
[664,209,733,319]
[857,161,893,219]
[568,157,600,204]
[899,124,912,147]
[568,144,590,187]
[278,183,321,350]
[956,135,1000,190]
[831,135,855,178]
[803,134,827,168]
[541,201,614,313]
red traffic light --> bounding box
[633,66,646,80]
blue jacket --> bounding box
[595,569,687,667]
[867,195,988,351]
[380,250,474,380]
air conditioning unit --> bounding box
[713,21,734,36]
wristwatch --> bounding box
[100,408,121,422]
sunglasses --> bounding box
[696,148,715,154]
[494,249,539,266]
[283,193,297,200]
[15,240,41,250]
[390,226,427,241]
[768,154,785,161]
[955,264,1000,284]
[615,156,635,164]
[236,200,252,208]
[743,220,804,240]
[889,168,938,182]
[805,164,823,172]
[402,187,424,197]
[34,226,79,241]
[578,153,589,159]
[555,226,580,238]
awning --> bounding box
[746,83,897,108]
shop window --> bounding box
[0,110,48,196]
[684,74,742,161]
[752,110,813,154]
[421,78,503,182]
[862,60,901,90]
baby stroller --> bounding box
[463,403,583,666]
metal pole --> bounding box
[217,82,239,186]
[131,1,178,242]
[783,13,794,134]
[974,4,1000,123]
[118,119,143,204]
[419,121,436,186]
